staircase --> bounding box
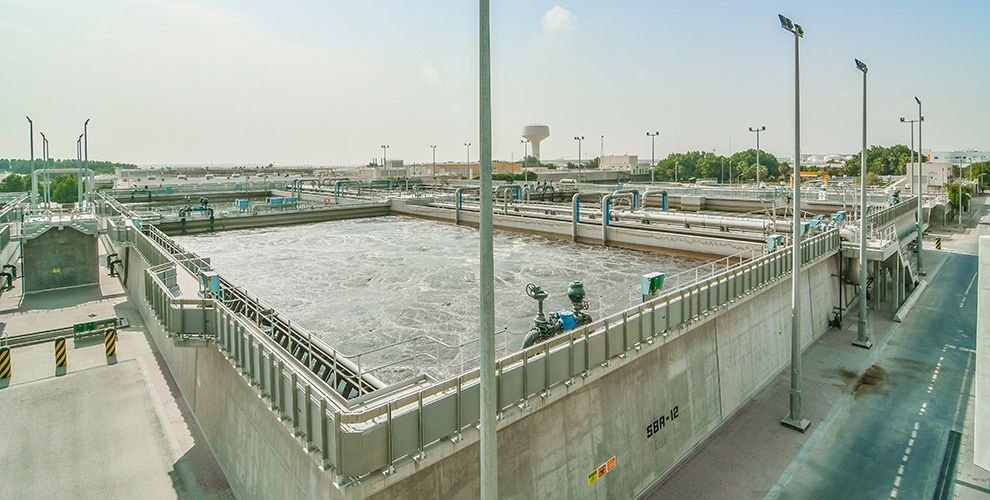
[897,240,919,285]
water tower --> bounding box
[522,124,550,160]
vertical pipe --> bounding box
[479,0,497,498]
[854,64,872,349]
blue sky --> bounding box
[1,0,987,165]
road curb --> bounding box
[893,279,928,322]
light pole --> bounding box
[959,161,965,227]
[675,160,679,183]
[779,13,810,432]
[430,145,437,179]
[853,59,872,349]
[647,132,659,185]
[749,126,765,188]
[84,118,90,161]
[573,136,584,183]
[41,132,49,204]
[479,1,497,497]
[521,139,529,180]
[381,144,389,179]
[464,142,471,179]
[915,97,924,275]
[27,116,36,206]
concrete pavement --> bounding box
[645,194,989,500]
[0,244,235,500]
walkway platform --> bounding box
[645,195,990,499]
[0,242,234,500]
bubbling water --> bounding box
[176,216,706,380]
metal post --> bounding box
[84,119,90,161]
[464,143,471,179]
[573,136,584,184]
[647,132,659,185]
[750,126,765,188]
[779,13,810,432]
[27,116,36,207]
[959,162,964,228]
[479,1,497,497]
[916,97,924,275]
[431,145,437,179]
[853,60,872,349]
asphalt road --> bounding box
[776,252,978,499]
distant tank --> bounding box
[522,124,550,161]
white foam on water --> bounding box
[176,216,706,380]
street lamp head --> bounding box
[778,14,794,31]
[854,59,868,73]
[778,15,804,37]
[85,118,90,125]
[749,126,766,132]
[573,136,583,141]
[900,117,906,122]
[26,116,31,123]
[914,96,921,105]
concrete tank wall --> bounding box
[116,242,341,500]
[367,255,839,500]
[111,219,837,500]
[391,199,761,259]
[23,227,98,292]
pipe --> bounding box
[31,168,96,208]
[602,192,634,246]
[454,187,470,225]
[497,185,520,215]
[611,188,639,209]
[571,192,604,242]
[643,189,668,211]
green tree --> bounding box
[0,174,27,192]
[945,182,972,209]
[843,144,919,176]
[50,175,78,204]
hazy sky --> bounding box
[2,0,987,166]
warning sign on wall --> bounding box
[589,456,617,486]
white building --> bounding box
[600,155,638,171]
[905,162,953,192]
[927,150,990,163]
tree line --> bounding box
[0,158,136,176]
[0,173,80,203]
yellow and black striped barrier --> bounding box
[54,336,67,373]
[935,237,942,250]
[105,328,117,364]
[0,346,10,380]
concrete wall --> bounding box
[23,227,98,292]
[115,242,342,500]
[391,199,761,259]
[976,236,989,470]
[367,255,839,500]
